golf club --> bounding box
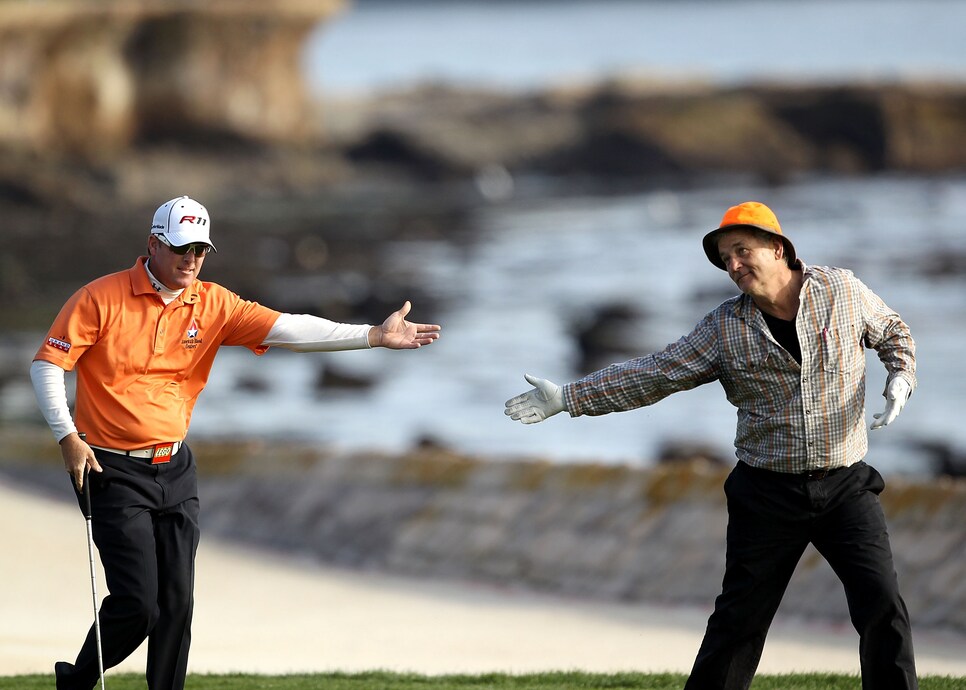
[79,433,106,690]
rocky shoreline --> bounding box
[3,79,966,327]
[4,437,965,634]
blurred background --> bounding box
[3,0,966,673]
[4,0,964,477]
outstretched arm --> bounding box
[368,301,441,349]
[264,302,440,352]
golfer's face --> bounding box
[717,230,781,296]
[148,236,207,290]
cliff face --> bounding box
[3,0,965,174]
[0,0,345,157]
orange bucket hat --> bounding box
[702,201,796,270]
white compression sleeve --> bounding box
[30,359,76,442]
[262,313,373,352]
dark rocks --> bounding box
[908,439,966,479]
[313,364,374,392]
[346,128,468,182]
[330,82,966,185]
[534,129,683,180]
[570,301,648,373]
[656,440,729,469]
[764,87,889,172]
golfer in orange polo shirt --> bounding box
[31,195,441,690]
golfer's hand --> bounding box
[870,377,911,430]
[369,301,441,349]
[60,433,102,492]
[504,374,565,424]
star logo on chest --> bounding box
[187,321,199,339]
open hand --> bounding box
[369,301,441,349]
[504,374,565,424]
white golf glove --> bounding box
[504,374,565,424]
[870,377,911,430]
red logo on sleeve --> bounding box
[47,337,71,352]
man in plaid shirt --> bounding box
[505,201,918,689]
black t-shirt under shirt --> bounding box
[761,312,802,365]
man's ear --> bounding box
[773,237,784,260]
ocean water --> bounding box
[12,2,963,476]
[219,0,966,476]
[305,0,966,94]
[194,175,966,476]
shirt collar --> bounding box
[730,259,811,321]
[128,257,202,304]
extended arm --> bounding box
[264,301,440,352]
[505,313,720,425]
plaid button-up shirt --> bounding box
[563,264,917,473]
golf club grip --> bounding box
[78,432,92,519]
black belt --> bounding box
[801,466,847,481]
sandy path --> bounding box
[3,479,965,678]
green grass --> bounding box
[4,671,965,690]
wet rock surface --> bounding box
[5,440,963,632]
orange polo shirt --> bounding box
[34,257,281,449]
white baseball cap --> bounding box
[150,196,217,252]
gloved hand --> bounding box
[870,377,911,430]
[504,374,565,424]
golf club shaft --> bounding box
[79,433,106,690]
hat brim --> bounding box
[702,224,795,270]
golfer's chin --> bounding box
[171,269,198,287]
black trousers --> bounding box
[685,461,918,690]
[60,444,200,690]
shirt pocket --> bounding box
[724,349,790,411]
[820,324,862,374]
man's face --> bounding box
[716,229,784,297]
[147,235,207,290]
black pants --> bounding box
[685,461,918,690]
[60,444,200,690]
